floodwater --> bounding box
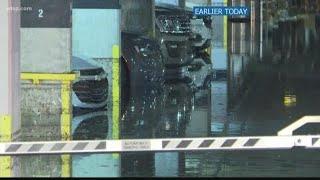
[12,14,320,177]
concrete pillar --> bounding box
[0,0,21,177]
[0,0,21,141]
[19,0,72,177]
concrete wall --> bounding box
[20,83,62,129]
[20,0,72,131]
[19,1,72,177]
[0,1,10,116]
[20,28,71,73]
[0,0,21,139]
[19,155,62,177]
[20,0,72,123]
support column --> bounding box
[0,0,21,177]
[19,0,72,177]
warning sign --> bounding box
[122,140,151,151]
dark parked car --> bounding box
[187,15,213,89]
[121,32,165,93]
[155,7,213,87]
[72,56,108,109]
[190,15,212,50]
[155,7,194,68]
[121,32,166,137]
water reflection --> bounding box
[271,15,319,65]
[120,77,212,176]
[121,80,210,139]
[156,82,194,138]
[72,110,120,177]
[72,111,109,139]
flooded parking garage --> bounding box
[1,0,320,178]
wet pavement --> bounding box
[14,14,320,177]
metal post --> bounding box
[250,0,255,56]
[224,0,228,50]
[260,0,263,60]
[112,45,120,161]
[61,80,72,177]
[265,0,268,44]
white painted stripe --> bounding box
[0,143,4,154]
[108,140,120,152]
[86,141,100,150]
[165,140,180,149]
[233,138,247,147]
[188,139,202,149]
[151,140,162,151]
[210,138,225,148]
[63,142,76,151]
[40,143,55,152]
[18,144,32,153]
